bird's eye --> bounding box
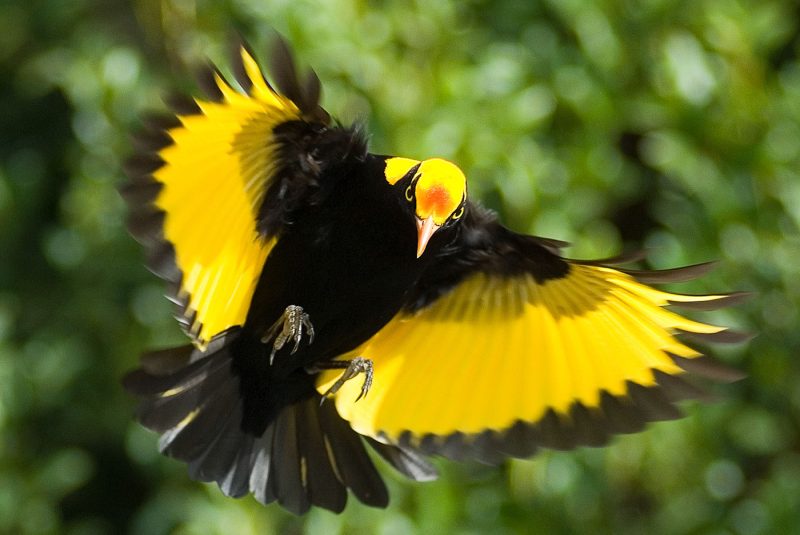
[405,185,414,201]
[451,204,464,220]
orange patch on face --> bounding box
[417,184,452,219]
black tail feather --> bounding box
[249,427,277,505]
[138,359,233,433]
[270,402,310,514]
[317,400,390,508]
[157,373,241,459]
[124,334,436,514]
[295,398,347,512]
[365,437,438,481]
[186,398,253,493]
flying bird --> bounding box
[122,38,748,515]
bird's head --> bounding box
[384,157,467,257]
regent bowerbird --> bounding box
[121,37,748,514]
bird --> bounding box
[121,37,749,515]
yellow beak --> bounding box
[416,215,439,258]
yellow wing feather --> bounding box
[154,48,301,345]
[317,263,732,440]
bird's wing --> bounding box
[122,41,332,346]
[317,203,748,461]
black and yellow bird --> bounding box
[122,39,748,514]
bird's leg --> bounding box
[308,357,374,402]
[261,305,315,364]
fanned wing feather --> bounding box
[124,46,310,345]
[318,261,745,458]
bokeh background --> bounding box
[1,0,797,533]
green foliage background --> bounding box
[1,0,796,533]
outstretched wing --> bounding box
[122,41,328,345]
[318,203,748,462]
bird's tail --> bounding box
[123,332,437,514]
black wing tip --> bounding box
[383,355,746,463]
[652,369,712,402]
[121,99,195,340]
[121,177,194,337]
[118,179,163,205]
[129,126,173,153]
[678,328,755,345]
[668,291,754,311]
[582,249,649,266]
[122,153,165,179]
[670,354,747,382]
[268,34,300,101]
[142,111,182,132]
[125,209,165,246]
[267,34,328,122]
[228,34,255,94]
[625,380,684,421]
[577,252,723,284]
[194,61,224,101]
[187,33,329,122]
[164,92,202,116]
[365,437,439,482]
[621,261,719,283]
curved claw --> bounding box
[291,330,302,354]
[262,305,315,364]
[311,357,374,403]
[290,313,315,354]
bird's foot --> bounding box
[309,357,374,402]
[262,305,315,364]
